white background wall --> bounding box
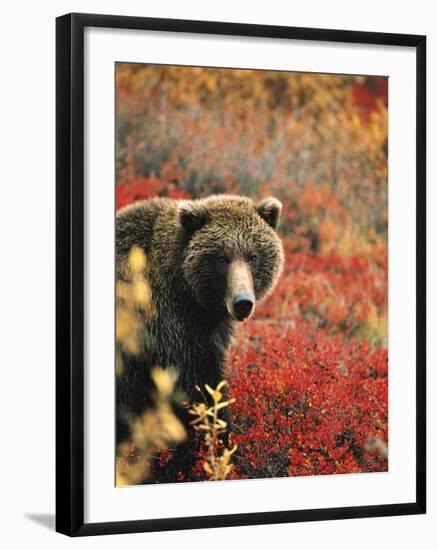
[0,0,434,548]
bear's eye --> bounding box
[249,254,258,264]
[218,255,229,265]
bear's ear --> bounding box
[179,202,209,233]
[256,197,282,229]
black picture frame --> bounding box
[56,12,426,537]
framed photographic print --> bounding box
[56,13,426,536]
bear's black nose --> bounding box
[233,294,255,320]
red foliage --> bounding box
[224,248,388,479]
[116,178,191,210]
[352,77,388,122]
[257,244,387,339]
[227,319,387,478]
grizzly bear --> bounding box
[116,195,284,470]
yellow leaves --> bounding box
[142,369,186,445]
[116,247,156,359]
[116,306,141,355]
[152,367,178,399]
[204,383,221,402]
[205,443,238,480]
[223,444,238,462]
[128,246,147,273]
[116,367,187,486]
[215,418,228,429]
[203,381,236,408]
[188,380,238,481]
[115,250,185,486]
[133,279,152,306]
[352,114,361,129]
[116,454,153,487]
[215,399,236,411]
[157,403,187,443]
[204,74,217,92]
[189,402,207,417]
[205,380,226,393]
[205,380,234,404]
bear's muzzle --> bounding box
[226,260,255,321]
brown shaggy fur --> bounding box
[116,195,284,445]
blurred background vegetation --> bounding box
[116,64,388,257]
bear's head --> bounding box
[179,195,284,321]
